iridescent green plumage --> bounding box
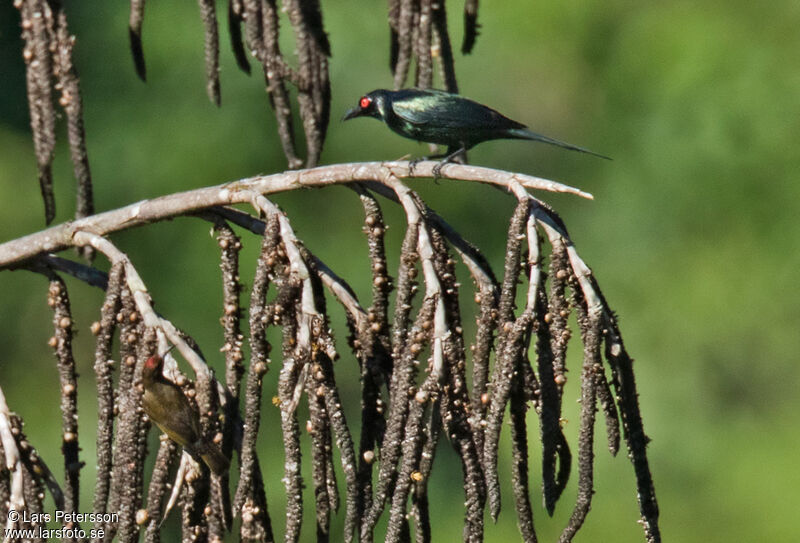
[344,88,610,173]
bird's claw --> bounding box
[408,156,426,176]
[408,157,445,180]
[431,161,444,180]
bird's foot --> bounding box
[432,161,445,180]
[408,156,426,175]
[431,146,466,180]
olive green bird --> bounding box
[142,354,229,475]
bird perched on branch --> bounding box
[344,88,610,176]
[142,353,229,475]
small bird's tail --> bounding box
[192,440,230,475]
[508,128,611,160]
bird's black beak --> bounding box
[342,106,361,121]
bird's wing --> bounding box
[144,383,201,447]
[390,91,526,131]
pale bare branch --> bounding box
[0,162,589,271]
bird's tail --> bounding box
[192,440,230,475]
[508,128,611,160]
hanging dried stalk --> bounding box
[15,0,94,230]
[46,275,81,521]
[388,0,460,92]
[91,262,124,524]
[0,130,660,543]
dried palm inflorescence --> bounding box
[2,2,659,543]
[0,161,660,543]
[15,0,94,233]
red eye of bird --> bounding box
[359,96,372,109]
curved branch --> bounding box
[0,387,26,533]
[71,232,211,380]
[0,161,591,270]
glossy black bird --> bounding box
[343,88,610,175]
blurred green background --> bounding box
[1,0,799,541]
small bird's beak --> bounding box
[342,107,361,121]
